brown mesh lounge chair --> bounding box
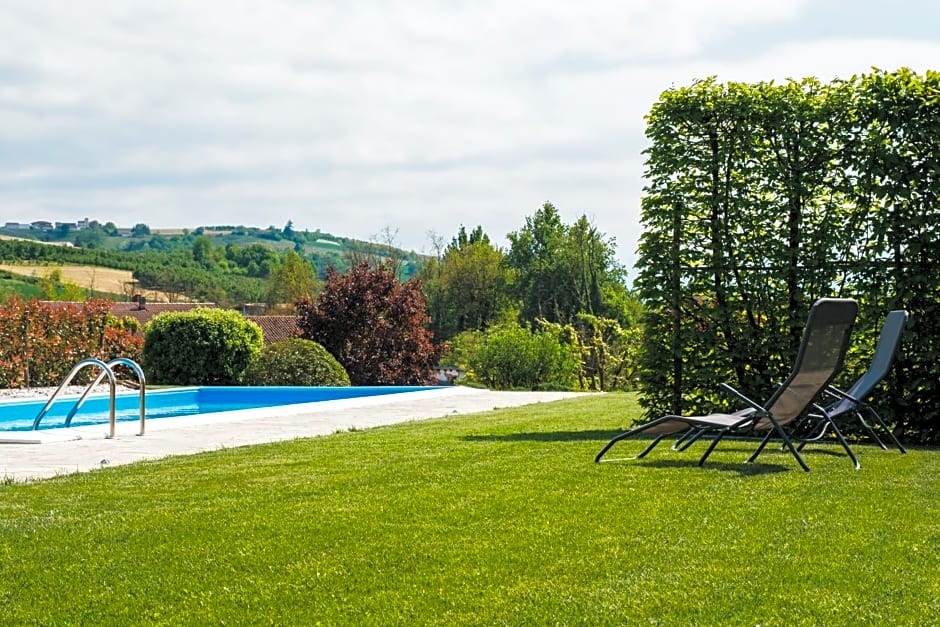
[595,298,859,471]
[796,309,908,458]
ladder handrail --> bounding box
[63,358,147,436]
[32,358,116,436]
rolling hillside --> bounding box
[0,224,428,305]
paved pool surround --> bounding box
[0,387,585,482]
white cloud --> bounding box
[0,0,937,271]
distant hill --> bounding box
[0,224,425,274]
[0,224,429,306]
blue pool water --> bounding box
[0,386,441,432]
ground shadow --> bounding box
[461,429,622,443]
[626,458,791,476]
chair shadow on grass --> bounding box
[462,432,849,474]
[629,458,790,476]
[462,430,622,443]
[632,439,853,475]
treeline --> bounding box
[637,67,940,442]
[0,239,267,305]
[5,221,425,281]
[420,203,642,391]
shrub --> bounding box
[143,308,262,385]
[454,322,580,391]
[296,261,439,385]
[0,298,142,387]
[241,338,350,387]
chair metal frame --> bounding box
[595,298,859,472]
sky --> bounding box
[2,1,939,272]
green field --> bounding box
[1,393,937,625]
[0,274,43,299]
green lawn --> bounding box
[1,393,937,625]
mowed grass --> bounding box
[1,394,937,625]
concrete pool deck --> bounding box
[0,387,586,482]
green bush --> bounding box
[241,338,350,387]
[143,308,263,385]
[454,322,580,391]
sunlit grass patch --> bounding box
[1,393,937,624]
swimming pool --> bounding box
[0,386,443,432]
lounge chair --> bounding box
[795,309,908,456]
[595,298,859,471]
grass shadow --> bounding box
[627,458,791,476]
[462,430,622,443]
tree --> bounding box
[53,223,71,240]
[39,268,86,301]
[191,235,220,268]
[507,202,627,325]
[296,260,438,385]
[265,250,319,309]
[131,223,151,237]
[72,228,106,249]
[421,225,513,341]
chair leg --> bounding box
[673,427,706,451]
[697,430,729,466]
[747,429,775,463]
[596,428,668,463]
[595,430,632,462]
[821,418,860,470]
[853,410,888,450]
[749,426,810,472]
[636,434,668,459]
[862,408,907,454]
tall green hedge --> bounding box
[143,308,263,385]
[637,68,940,443]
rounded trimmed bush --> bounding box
[241,338,350,387]
[143,308,263,385]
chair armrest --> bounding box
[825,385,863,405]
[809,402,830,418]
[719,382,766,413]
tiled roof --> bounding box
[41,300,216,329]
[107,302,218,328]
[40,301,299,344]
[246,316,300,345]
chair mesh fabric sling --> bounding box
[595,298,859,471]
[795,309,908,459]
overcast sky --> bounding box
[2,1,938,271]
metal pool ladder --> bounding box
[31,357,147,438]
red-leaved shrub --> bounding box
[0,298,143,388]
[296,261,439,386]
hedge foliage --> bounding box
[450,322,580,391]
[637,68,940,442]
[241,338,350,387]
[0,298,143,387]
[143,308,263,385]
